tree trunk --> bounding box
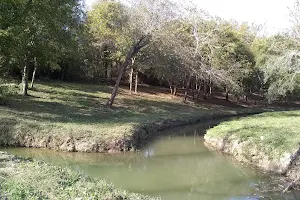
[106,63,112,84]
[173,85,177,96]
[129,67,133,94]
[184,76,191,103]
[134,72,138,93]
[209,75,212,96]
[203,83,207,100]
[196,85,200,100]
[184,89,188,103]
[106,49,135,108]
[194,77,198,100]
[192,86,195,100]
[30,57,37,89]
[22,64,28,96]
[106,36,147,107]
[169,85,173,95]
[61,65,65,81]
[191,79,195,100]
[244,95,248,102]
[196,80,202,100]
[225,87,229,101]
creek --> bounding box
[2,119,299,200]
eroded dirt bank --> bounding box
[0,109,271,153]
[204,129,300,188]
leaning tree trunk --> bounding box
[134,72,138,93]
[30,57,37,89]
[106,50,134,107]
[129,67,133,94]
[106,36,148,107]
[22,64,29,96]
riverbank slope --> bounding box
[204,110,300,187]
[0,81,295,153]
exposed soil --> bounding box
[204,134,300,189]
[0,108,280,153]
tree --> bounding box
[0,0,84,95]
[87,1,127,83]
[102,0,177,107]
[201,21,256,100]
[263,51,300,102]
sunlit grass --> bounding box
[0,82,211,139]
[206,110,300,157]
[0,81,272,150]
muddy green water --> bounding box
[1,120,299,200]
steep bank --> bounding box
[204,110,300,187]
[0,81,295,153]
[0,151,158,200]
[0,107,275,153]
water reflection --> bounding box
[1,119,299,200]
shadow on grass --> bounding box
[40,81,112,94]
[7,98,140,125]
[2,81,258,128]
[119,98,198,113]
[32,86,109,102]
[6,94,197,126]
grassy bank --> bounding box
[0,81,290,152]
[205,110,300,177]
[206,110,300,158]
[0,152,157,200]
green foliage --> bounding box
[263,51,300,102]
[0,0,84,80]
[1,0,299,102]
[88,1,126,41]
[207,22,256,93]
[1,180,49,200]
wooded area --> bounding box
[1,0,300,106]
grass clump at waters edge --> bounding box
[0,153,158,200]
[205,110,300,158]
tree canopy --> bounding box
[1,0,300,104]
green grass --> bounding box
[0,84,17,105]
[0,155,157,200]
[0,82,206,136]
[0,81,280,152]
[206,110,300,158]
[0,81,249,147]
